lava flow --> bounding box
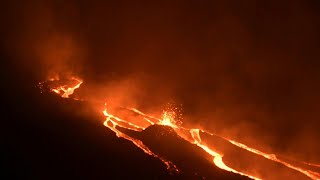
[102,107,178,172]
[40,77,320,180]
[38,76,83,98]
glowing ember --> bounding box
[39,77,320,180]
[160,111,179,128]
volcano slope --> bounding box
[121,125,250,179]
[3,85,251,179]
[121,124,311,180]
[3,64,319,179]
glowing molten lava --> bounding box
[40,77,320,180]
[102,107,178,172]
[39,76,83,98]
[190,129,261,180]
[228,141,320,180]
[102,106,261,179]
[52,77,82,98]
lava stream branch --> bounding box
[189,129,261,180]
[228,140,320,180]
[303,162,320,168]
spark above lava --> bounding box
[39,77,320,180]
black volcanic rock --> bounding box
[2,67,248,180]
[122,125,250,179]
[121,125,318,179]
[3,88,181,179]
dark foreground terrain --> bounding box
[2,60,248,180]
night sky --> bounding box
[2,1,320,179]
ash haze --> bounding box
[2,0,320,176]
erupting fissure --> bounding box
[103,108,178,171]
[39,77,320,180]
